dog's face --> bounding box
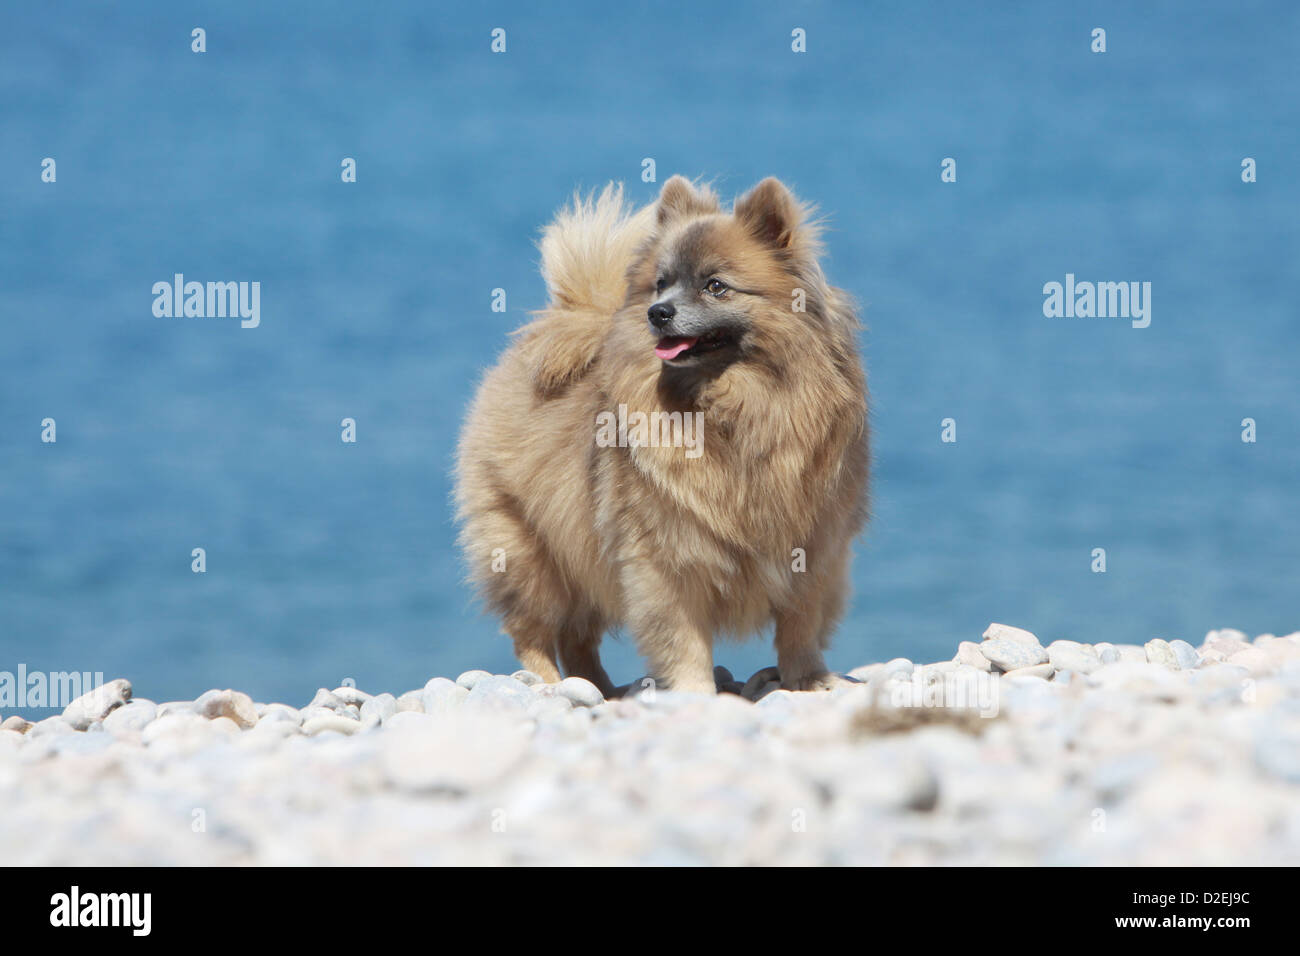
[628,177,818,373]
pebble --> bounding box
[61,678,131,730]
[196,689,259,728]
[556,677,604,708]
[1094,642,1120,664]
[1168,639,1201,671]
[955,641,992,671]
[455,670,493,691]
[982,623,1042,647]
[396,690,425,713]
[1227,648,1272,675]
[1047,641,1102,675]
[359,693,396,727]
[28,716,75,737]
[1114,644,1148,664]
[0,715,32,734]
[306,688,352,715]
[260,704,303,725]
[302,713,363,737]
[332,686,372,707]
[980,638,1048,672]
[464,675,533,713]
[1144,639,1180,670]
[102,700,158,735]
[157,700,197,717]
[4,630,1298,867]
[421,677,469,715]
[1002,662,1055,680]
[510,670,543,686]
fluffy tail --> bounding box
[517,184,655,395]
[537,183,655,315]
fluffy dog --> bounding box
[455,176,868,695]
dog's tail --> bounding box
[517,184,654,395]
[538,182,655,315]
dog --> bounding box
[455,176,868,696]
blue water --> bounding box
[2,1,1297,715]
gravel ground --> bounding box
[3,624,1299,865]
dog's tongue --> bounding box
[655,336,698,360]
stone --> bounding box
[980,638,1048,672]
[527,696,574,720]
[1168,639,1201,670]
[1002,663,1054,680]
[955,641,992,671]
[510,670,543,686]
[464,675,533,713]
[0,716,32,734]
[881,658,915,677]
[713,665,735,685]
[359,693,397,726]
[102,700,158,735]
[1227,648,1272,675]
[61,678,131,730]
[306,688,351,714]
[195,689,259,728]
[1047,641,1102,675]
[1094,642,1120,664]
[421,677,469,715]
[28,716,75,737]
[455,669,493,691]
[556,677,604,708]
[156,701,197,717]
[982,623,1042,647]
[1202,630,1252,657]
[141,711,214,746]
[847,662,884,682]
[332,686,372,707]
[302,713,363,736]
[259,704,302,725]
[1144,639,1179,670]
[396,690,424,713]
[246,718,300,740]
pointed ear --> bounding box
[734,177,801,248]
[657,175,718,226]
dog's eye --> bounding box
[655,277,666,293]
[704,278,728,296]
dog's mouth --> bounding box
[654,328,739,362]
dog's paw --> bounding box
[781,671,861,693]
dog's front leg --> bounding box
[622,569,716,693]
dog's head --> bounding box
[625,176,833,374]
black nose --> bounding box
[648,302,676,329]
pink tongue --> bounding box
[655,336,698,360]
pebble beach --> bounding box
[3,623,1299,866]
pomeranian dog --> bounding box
[455,176,868,696]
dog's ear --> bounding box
[735,177,801,248]
[657,175,718,226]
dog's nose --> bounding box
[648,302,676,328]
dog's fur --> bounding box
[454,176,868,695]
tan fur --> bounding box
[455,176,869,696]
